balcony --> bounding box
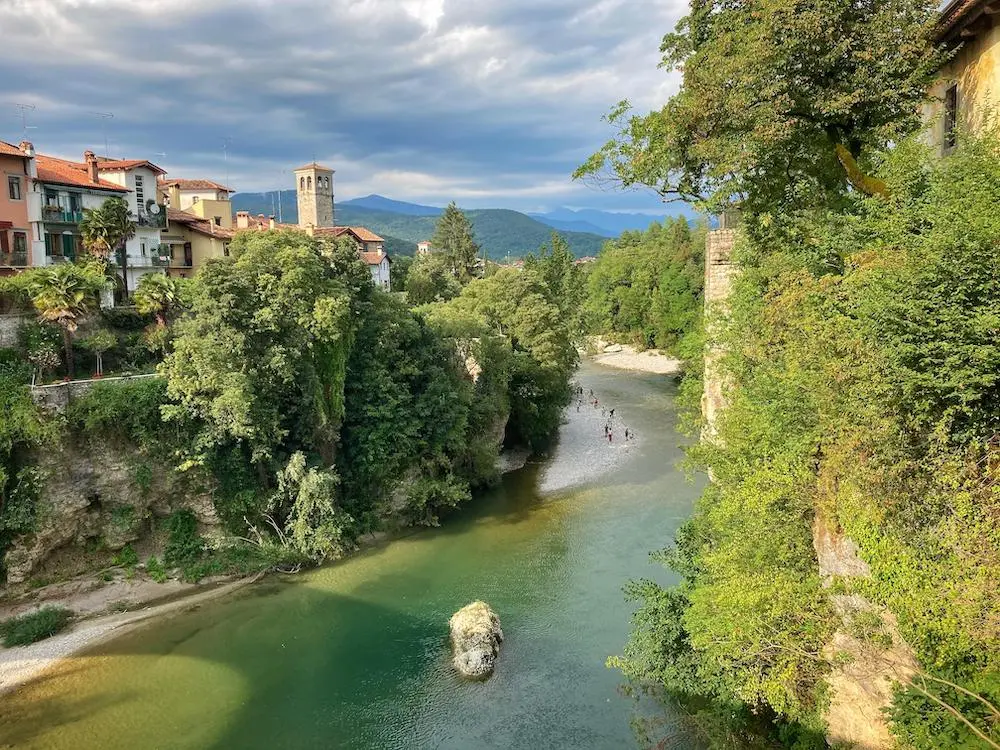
[136,206,167,229]
[42,205,84,224]
[0,252,29,268]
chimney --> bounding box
[84,151,98,183]
[18,141,34,157]
[168,184,182,209]
[236,211,250,229]
[269,216,276,230]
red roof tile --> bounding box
[167,208,234,239]
[97,158,167,175]
[0,140,25,157]
[34,155,129,192]
[346,226,384,243]
[159,178,233,192]
[937,0,986,41]
[360,251,389,266]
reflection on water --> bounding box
[0,363,705,750]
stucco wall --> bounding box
[701,228,738,437]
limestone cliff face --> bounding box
[3,441,220,586]
[814,518,917,749]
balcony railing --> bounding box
[42,206,84,224]
[136,207,167,229]
[0,252,29,267]
[152,253,171,267]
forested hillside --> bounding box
[230,192,608,258]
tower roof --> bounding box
[293,161,334,173]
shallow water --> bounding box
[0,362,705,750]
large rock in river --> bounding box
[449,601,503,679]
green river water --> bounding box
[0,363,704,750]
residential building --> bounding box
[160,208,233,278]
[925,0,1000,153]
[94,156,168,293]
[416,240,432,256]
[159,178,234,219]
[0,140,33,274]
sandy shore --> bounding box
[587,339,683,375]
[0,573,262,695]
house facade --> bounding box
[161,208,233,278]
[0,140,33,275]
[925,0,1000,153]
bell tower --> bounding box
[293,162,335,228]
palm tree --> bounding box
[79,197,137,298]
[133,273,187,327]
[25,264,107,377]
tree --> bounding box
[431,202,481,283]
[24,263,107,377]
[79,197,137,297]
[79,328,117,376]
[133,273,188,328]
[575,0,945,214]
[405,252,462,305]
[390,254,413,292]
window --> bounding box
[214,216,221,226]
[7,175,21,201]
[223,244,230,257]
[140,241,147,256]
[13,232,26,253]
[307,176,312,189]
[134,174,145,208]
[300,176,305,189]
[945,84,959,152]
[192,196,200,204]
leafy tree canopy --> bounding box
[431,202,482,283]
[575,0,946,214]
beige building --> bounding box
[159,178,234,229]
[160,208,233,278]
[925,0,1000,152]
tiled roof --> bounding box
[292,162,334,172]
[0,140,25,157]
[159,178,233,192]
[360,251,389,266]
[97,158,167,175]
[937,0,985,40]
[167,208,234,239]
[35,155,129,192]
[346,226,384,242]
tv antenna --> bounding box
[92,112,114,157]
[12,103,36,139]
[222,136,233,192]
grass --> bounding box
[0,606,73,646]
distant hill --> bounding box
[340,194,442,216]
[230,193,609,259]
[529,216,615,237]
[529,206,698,236]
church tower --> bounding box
[294,162,335,228]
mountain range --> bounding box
[230,192,689,259]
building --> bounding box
[0,140,33,274]
[160,208,233,278]
[93,156,168,293]
[293,162,334,228]
[159,179,234,228]
[925,0,1000,153]
[416,240,432,256]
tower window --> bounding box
[307,176,312,189]
[300,176,305,189]
[945,84,959,152]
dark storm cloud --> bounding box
[0,0,687,211]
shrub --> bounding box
[145,556,168,583]
[163,509,203,569]
[0,606,72,646]
[112,543,138,569]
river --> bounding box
[0,363,704,750]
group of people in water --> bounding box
[574,385,634,444]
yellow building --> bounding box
[925,0,1000,153]
[161,209,233,278]
[158,178,235,277]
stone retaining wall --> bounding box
[30,373,159,412]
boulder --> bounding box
[449,601,503,679]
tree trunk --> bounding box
[63,327,74,378]
[118,245,129,300]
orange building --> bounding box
[0,140,33,273]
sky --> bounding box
[0,0,688,214]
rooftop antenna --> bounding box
[92,112,113,157]
[222,136,233,193]
[276,169,286,223]
[12,103,36,140]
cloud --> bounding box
[0,0,690,212]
